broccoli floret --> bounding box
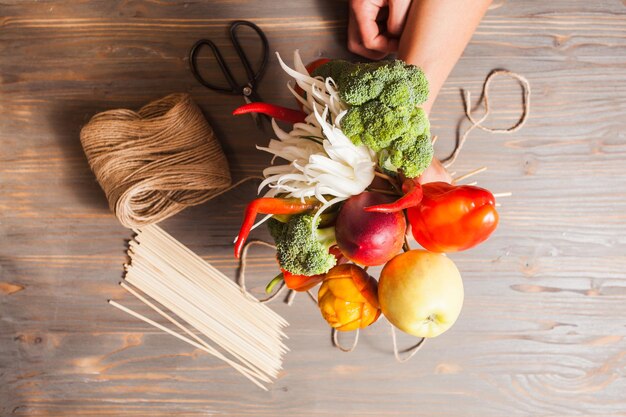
[313,59,428,107]
[311,59,355,86]
[267,214,337,276]
[317,59,432,178]
[358,100,410,151]
[340,64,386,105]
[338,60,428,107]
[340,107,364,145]
[386,107,430,152]
[379,81,412,108]
[267,216,287,242]
[388,132,434,178]
[382,107,433,178]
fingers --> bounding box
[387,0,411,37]
[347,0,398,60]
[347,5,391,60]
[353,0,396,52]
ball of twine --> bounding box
[80,93,232,228]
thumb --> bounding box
[387,0,411,37]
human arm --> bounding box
[397,0,492,114]
[348,0,492,113]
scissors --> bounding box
[189,20,269,128]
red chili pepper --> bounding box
[234,197,320,258]
[406,182,499,252]
[364,180,423,213]
[329,245,349,265]
[232,102,307,124]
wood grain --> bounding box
[1,0,625,416]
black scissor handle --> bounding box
[229,20,269,89]
[189,20,269,96]
[189,39,239,93]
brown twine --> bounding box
[443,70,531,168]
[207,175,265,202]
[80,93,232,228]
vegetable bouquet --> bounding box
[233,51,500,340]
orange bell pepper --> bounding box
[317,264,381,331]
[407,182,499,253]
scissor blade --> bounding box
[251,111,263,129]
[243,95,268,130]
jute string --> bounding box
[443,70,531,168]
[80,93,233,228]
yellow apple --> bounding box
[378,250,464,338]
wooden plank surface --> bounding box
[1,0,625,416]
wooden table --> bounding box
[2,1,625,415]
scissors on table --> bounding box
[189,20,269,127]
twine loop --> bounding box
[80,93,232,228]
[443,70,531,167]
[237,237,318,305]
[237,239,288,304]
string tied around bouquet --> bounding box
[238,239,426,362]
[80,93,233,228]
[443,70,531,168]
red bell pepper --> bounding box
[233,102,307,124]
[234,197,320,258]
[364,180,423,213]
[407,182,499,252]
[305,58,331,75]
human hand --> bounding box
[348,0,412,60]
